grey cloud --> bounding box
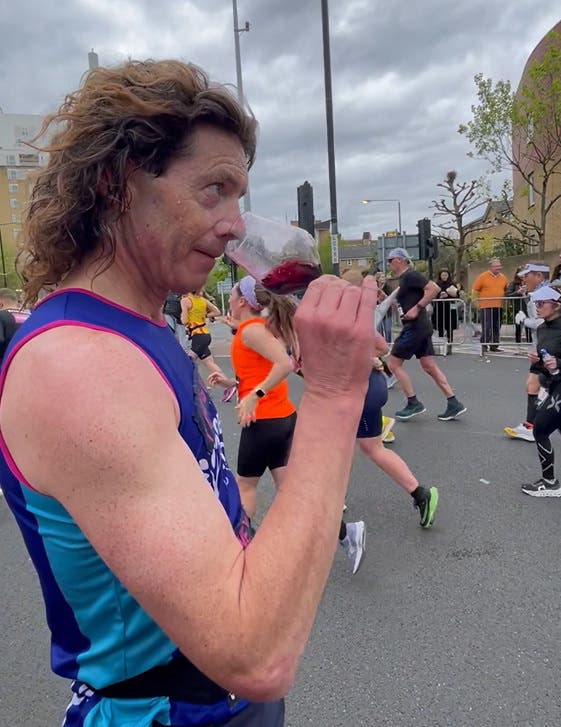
[0,0,559,240]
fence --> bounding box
[383,296,536,356]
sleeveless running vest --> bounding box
[187,295,209,335]
[0,289,253,726]
[231,318,295,420]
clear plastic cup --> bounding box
[226,212,321,295]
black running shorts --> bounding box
[237,412,297,478]
[391,325,434,361]
[190,332,212,360]
[356,370,388,438]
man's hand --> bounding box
[543,353,558,372]
[401,304,420,322]
[528,351,540,363]
[294,275,377,401]
[515,311,527,325]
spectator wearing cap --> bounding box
[386,248,466,422]
[471,258,508,352]
[521,285,561,497]
[504,261,550,442]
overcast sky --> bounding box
[1,1,560,239]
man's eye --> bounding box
[206,183,223,195]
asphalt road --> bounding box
[2,348,561,727]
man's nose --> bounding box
[215,213,245,241]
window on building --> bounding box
[7,169,17,180]
[8,183,19,193]
[528,172,535,207]
[12,228,21,242]
[11,214,21,224]
[6,154,16,165]
[9,199,19,209]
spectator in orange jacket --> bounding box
[471,258,508,353]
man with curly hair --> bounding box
[0,60,378,726]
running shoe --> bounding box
[437,400,467,421]
[221,385,237,403]
[521,478,561,497]
[504,423,535,442]
[381,416,396,441]
[416,487,439,528]
[395,401,426,420]
[340,521,366,574]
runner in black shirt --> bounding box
[521,285,561,497]
[386,248,466,421]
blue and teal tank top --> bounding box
[0,289,251,726]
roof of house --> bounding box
[464,200,511,229]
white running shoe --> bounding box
[504,423,535,442]
[340,521,366,575]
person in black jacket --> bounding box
[521,285,561,497]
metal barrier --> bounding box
[385,296,536,357]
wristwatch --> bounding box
[254,388,266,398]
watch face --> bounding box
[256,388,265,398]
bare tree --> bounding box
[431,171,490,282]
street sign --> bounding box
[330,233,339,264]
[216,279,233,294]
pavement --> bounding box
[2,346,561,726]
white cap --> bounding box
[519,263,550,276]
[530,285,561,302]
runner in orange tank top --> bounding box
[209,276,367,574]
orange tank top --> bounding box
[230,318,295,420]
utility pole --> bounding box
[321,0,340,276]
[232,0,251,213]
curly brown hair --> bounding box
[19,59,258,306]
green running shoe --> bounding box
[417,486,439,528]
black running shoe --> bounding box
[416,486,439,528]
[521,478,561,497]
[438,400,467,421]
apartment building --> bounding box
[0,113,47,278]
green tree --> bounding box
[459,31,561,255]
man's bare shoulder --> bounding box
[5,324,166,396]
[1,325,178,490]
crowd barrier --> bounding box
[382,296,536,357]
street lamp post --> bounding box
[321,0,340,276]
[232,0,251,213]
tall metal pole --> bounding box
[321,0,339,276]
[232,0,251,213]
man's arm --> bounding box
[0,276,376,702]
[401,277,439,321]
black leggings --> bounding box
[533,388,561,480]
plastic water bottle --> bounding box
[540,348,560,376]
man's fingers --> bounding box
[355,275,379,329]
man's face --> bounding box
[122,124,248,296]
[524,271,545,292]
[388,256,406,275]
[489,261,502,275]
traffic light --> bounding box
[426,235,439,259]
[417,218,431,259]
